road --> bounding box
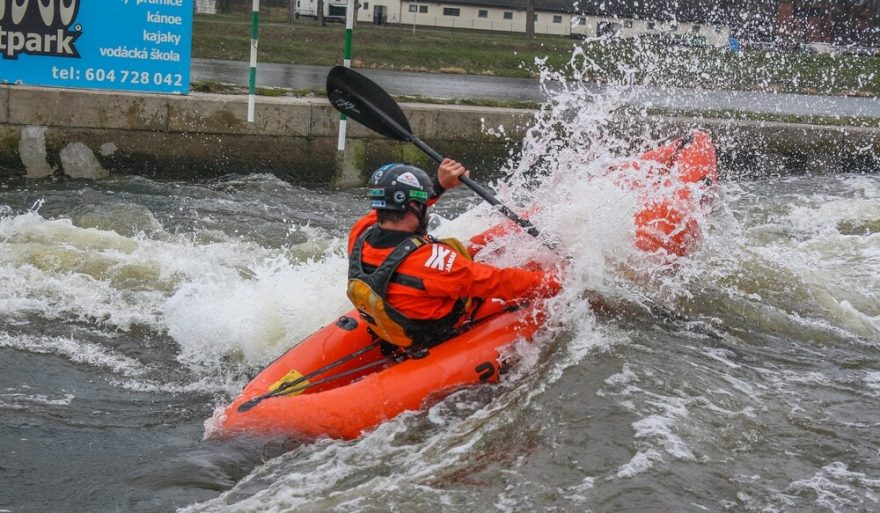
[191,58,880,119]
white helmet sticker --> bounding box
[397,172,422,188]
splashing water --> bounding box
[183,43,739,513]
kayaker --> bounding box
[347,159,562,357]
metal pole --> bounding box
[337,0,355,151]
[248,0,260,123]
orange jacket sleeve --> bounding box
[414,243,560,301]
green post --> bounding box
[248,0,261,124]
[337,0,355,150]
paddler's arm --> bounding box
[423,255,562,302]
[430,158,469,205]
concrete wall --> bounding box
[1,85,878,184]
[0,85,534,185]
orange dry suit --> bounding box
[347,209,560,349]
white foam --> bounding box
[0,393,75,408]
[616,449,663,478]
[0,331,147,377]
[0,208,349,376]
[164,249,351,371]
[632,413,696,461]
[865,372,880,396]
[787,462,880,512]
[605,363,640,386]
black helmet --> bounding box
[368,163,434,211]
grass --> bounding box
[639,107,880,129]
[192,10,880,97]
[580,41,880,97]
[194,14,598,79]
[191,80,325,97]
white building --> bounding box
[359,1,573,36]
[195,0,218,14]
[571,14,730,47]
[292,0,731,46]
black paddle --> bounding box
[326,65,540,238]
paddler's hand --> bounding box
[438,158,469,190]
[523,258,566,298]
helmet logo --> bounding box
[396,172,422,188]
[393,191,406,204]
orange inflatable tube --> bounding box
[208,131,718,441]
[627,130,718,257]
[211,300,544,440]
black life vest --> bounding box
[347,226,470,348]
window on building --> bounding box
[296,0,300,7]
[624,20,633,28]
[597,21,622,37]
[419,5,427,13]
[409,4,417,12]
[578,16,587,25]
[647,21,655,30]
[329,4,346,16]
[553,15,562,24]
[443,7,460,16]
[670,24,678,32]
[692,25,701,33]
[533,14,538,22]
[479,9,488,18]
[503,11,513,20]
[363,2,368,10]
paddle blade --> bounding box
[326,66,412,141]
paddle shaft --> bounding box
[265,357,393,398]
[410,137,540,238]
[352,90,541,238]
[238,340,381,412]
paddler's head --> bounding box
[368,163,434,236]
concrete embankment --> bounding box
[1,85,878,184]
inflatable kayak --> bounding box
[207,131,717,441]
[624,129,718,257]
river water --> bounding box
[3,159,879,513]
[3,50,880,512]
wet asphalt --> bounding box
[191,58,880,118]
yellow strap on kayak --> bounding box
[269,369,308,396]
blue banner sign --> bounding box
[1,0,193,94]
